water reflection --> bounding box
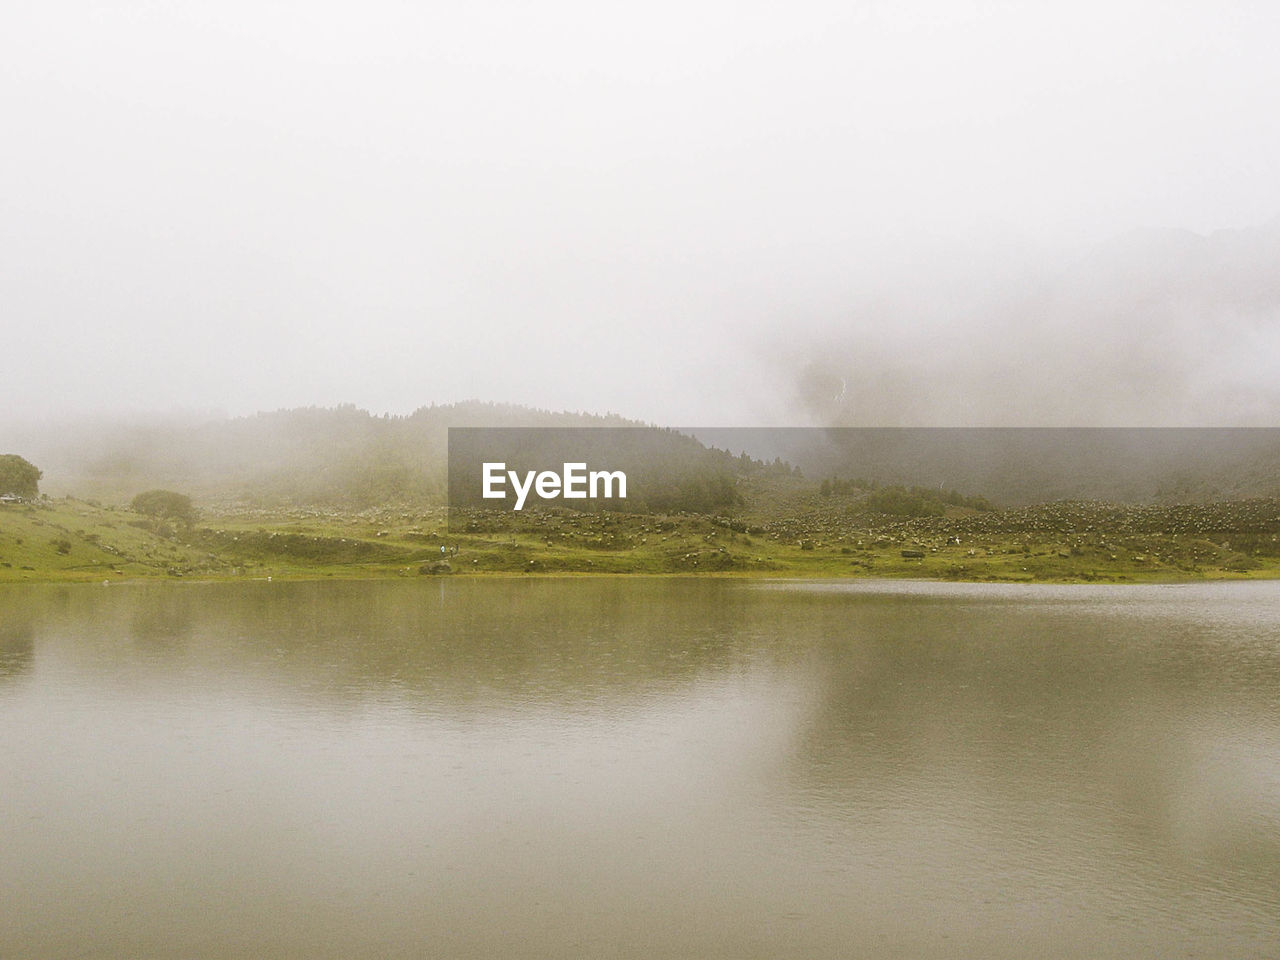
[126,585,198,650]
[0,578,1277,958]
[0,615,34,680]
[763,584,1280,938]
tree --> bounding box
[0,454,41,499]
[130,489,198,525]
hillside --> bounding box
[692,427,1280,505]
[1,403,654,506]
[3,492,1277,585]
[6,404,1280,512]
[5,411,1280,585]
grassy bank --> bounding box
[3,496,1279,585]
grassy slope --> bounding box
[0,499,222,582]
[3,494,1279,584]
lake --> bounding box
[2,577,1278,958]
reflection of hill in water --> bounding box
[8,578,1280,888]
[10,578,1280,916]
[6,580,791,711]
[756,583,1280,888]
[0,616,34,680]
[11,581,1280,716]
[3,578,1278,959]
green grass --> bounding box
[3,496,1279,584]
[0,499,224,582]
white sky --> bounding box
[3,0,1279,425]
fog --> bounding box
[3,1,1278,428]
[780,220,1280,425]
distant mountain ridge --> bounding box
[6,404,1280,509]
[727,428,1280,506]
[8,402,656,505]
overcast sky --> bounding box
[3,0,1279,426]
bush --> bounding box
[0,454,41,499]
[866,487,945,517]
[131,490,197,525]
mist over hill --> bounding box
[782,218,1280,428]
[6,403,1280,511]
[690,428,1280,505]
[3,403,649,505]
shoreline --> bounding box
[5,565,1280,588]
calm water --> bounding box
[2,578,1278,958]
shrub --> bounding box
[131,490,197,525]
